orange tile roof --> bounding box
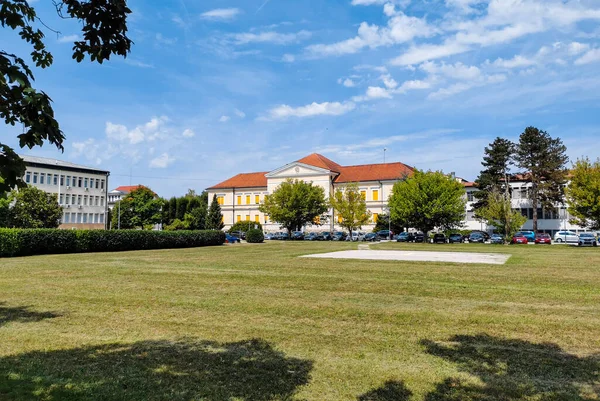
[297,153,343,172]
[207,172,268,190]
[463,181,476,187]
[334,162,414,183]
[114,185,146,193]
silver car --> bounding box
[578,233,598,247]
[554,230,578,243]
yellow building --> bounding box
[207,153,414,232]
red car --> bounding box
[535,233,552,244]
[511,235,528,244]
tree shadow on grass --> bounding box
[421,334,600,401]
[0,302,61,327]
[357,380,412,401]
[0,338,312,401]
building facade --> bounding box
[207,153,414,232]
[462,178,590,235]
[107,185,145,210]
[21,155,110,229]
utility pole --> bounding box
[383,148,387,164]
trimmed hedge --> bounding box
[245,228,264,243]
[0,229,225,258]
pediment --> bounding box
[266,162,332,178]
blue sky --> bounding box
[3,0,600,196]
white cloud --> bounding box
[234,109,246,118]
[281,54,295,63]
[395,79,433,93]
[568,42,590,56]
[390,42,469,66]
[150,153,175,168]
[574,48,600,65]
[486,55,536,69]
[381,74,398,89]
[231,30,311,45]
[155,33,177,45]
[420,61,482,80]
[182,129,195,138]
[306,11,435,56]
[351,0,410,6]
[366,86,392,99]
[200,8,241,21]
[105,116,168,145]
[124,59,154,68]
[219,115,230,123]
[267,101,356,119]
[338,78,356,87]
[57,34,80,43]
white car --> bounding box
[346,231,365,241]
[554,230,579,243]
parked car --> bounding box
[468,232,485,243]
[264,233,276,240]
[332,231,347,241]
[414,232,425,243]
[511,234,528,244]
[291,231,304,240]
[376,230,393,240]
[225,234,241,243]
[318,232,332,241]
[396,232,415,242]
[578,233,598,247]
[534,233,552,245]
[304,232,319,241]
[346,232,365,241]
[363,233,380,242]
[230,231,246,240]
[554,230,579,243]
[464,231,490,242]
[433,233,447,244]
[448,233,464,243]
[490,234,504,244]
[515,231,535,242]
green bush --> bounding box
[0,229,225,258]
[245,229,264,243]
[228,221,262,234]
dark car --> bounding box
[363,233,380,242]
[279,232,289,240]
[490,234,504,244]
[291,231,304,240]
[465,231,490,242]
[396,232,415,242]
[376,230,393,240]
[578,233,598,247]
[230,231,246,240]
[304,232,319,241]
[468,232,485,243]
[433,233,447,244]
[511,234,528,244]
[535,233,552,245]
[414,232,425,243]
[225,234,240,244]
[319,231,332,241]
[448,233,464,243]
[332,231,347,241]
[516,231,535,242]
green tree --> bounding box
[228,221,263,234]
[8,186,63,228]
[176,197,189,220]
[473,137,515,213]
[389,170,466,235]
[206,194,224,230]
[259,179,328,235]
[330,182,371,238]
[184,207,207,230]
[168,196,177,224]
[515,127,569,233]
[0,189,10,228]
[1,0,132,193]
[477,189,527,242]
[372,213,405,234]
[111,187,162,230]
[565,158,600,230]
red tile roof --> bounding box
[334,162,414,183]
[114,185,146,193]
[297,153,343,172]
[207,172,269,190]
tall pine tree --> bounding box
[206,194,224,230]
[515,127,569,233]
[473,137,515,213]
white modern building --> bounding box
[21,155,110,229]
[107,185,145,210]
[207,153,415,232]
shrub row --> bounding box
[0,229,225,258]
[245,228,264,243]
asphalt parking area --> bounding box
[301,249,510,265]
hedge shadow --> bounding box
[0,302,61,327]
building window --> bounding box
[467,210,475,221]
[245,215,250,221]
[76,213,82,223]
[66,176,71,186]
[83,213,88,224]
[77,177,82,187]
[25,172,31,183]
[237,215,241,222]
[59,194,64,204]
[84,178,88,188]
[64,213,70,224]
[100,180,104,190]
[40,173,45,185]
[96,196,99,206]
[338,215,343,223]
[360,190,366,200]
[53,174,58,185]
[100,197,104,206]
[95,180,99,189]
[217,196,224,205]
[255,215,260,223]
[83,195,88,206]
[60,175,65,186]
[90,178,94,188]
[99,214,104,224]
[467,192,475,202]
[255,195,260,204]
[372,190,379,201]
[33,173,38,184]
[246,195,251,204]
[265,215,269,223]
[373,213,378,223]
[237,196,242,205]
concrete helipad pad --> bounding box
[301,250,510,265]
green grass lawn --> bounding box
[1,241,599,400]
